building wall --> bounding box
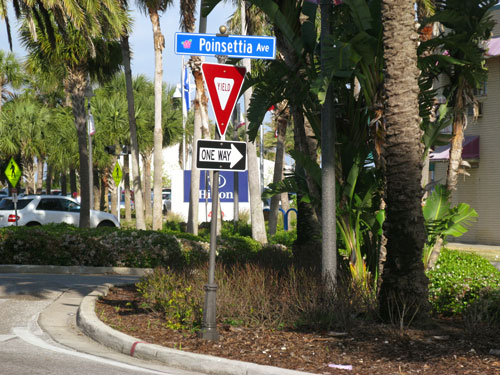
[431,55,500,245]
[491,5,500,38]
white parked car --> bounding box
[0,195,120,228]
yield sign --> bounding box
[201,63,246,136]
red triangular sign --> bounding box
[201,63,246,137]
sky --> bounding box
[0,2,236,87]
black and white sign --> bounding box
[196,139,247,171]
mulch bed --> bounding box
[96,284,500,375]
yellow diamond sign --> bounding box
[112,162,123,186]
[4,157,21,187]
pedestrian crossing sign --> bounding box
[4,158,21,187]
[112,162,123,186]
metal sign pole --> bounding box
[199,25,229,342]
[200,128,221,341]
[12,191,18,226]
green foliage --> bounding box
[0,224,186,269]
[136,268,202,331]
[269,230,297,248]
[423,184,478,266]
[427,249,500,316]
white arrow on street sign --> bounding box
[196,139,247,171]
[199,143,244,168]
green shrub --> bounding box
[216,235,262,265]
[0,224,186,269]
[269,230,297,248]
[136,267,203,330]
[427,249,500,316]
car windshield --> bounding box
[0,199,33,210]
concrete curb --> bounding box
[0,264,152,276]
[77,285,316,375]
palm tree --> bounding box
[182,0,207,236]
[267,102,290,236]
[18,1,129,227]
[377,0,429,321]
[417,0,496,269]
[0,50,23,113]
[136,0,173,230]
[118,0,146,229]
[0,95,50,193]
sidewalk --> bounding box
[6,265,315,375]
[447,242,500,270]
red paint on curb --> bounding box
[130,341,147,356]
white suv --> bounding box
[0,195,120,228]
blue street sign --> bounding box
[183,170,249,203]
[175,33,276,60]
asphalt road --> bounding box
[0,273,204,375]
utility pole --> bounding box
[320,0,337,288]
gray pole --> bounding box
[233,105,239,228]
[320,0,337,288]
[182,56,187,170]
[199,25,229,342]
[87,97,94,208]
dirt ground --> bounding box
[96,284,500,375]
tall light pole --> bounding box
[85,84,95,207]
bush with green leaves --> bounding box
[427,249,500,317]
[0,224,187,269]
[269,230,297,248]
[136,267,203,330]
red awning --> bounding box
[430,135,479,161]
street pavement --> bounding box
[0,271,206,375]
[0,267,314,375]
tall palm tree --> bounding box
[377,0,429,321]
[18,1,129,227]
[182,0,207,236]
[118,0,146,229]
[0,50,23,113]
[136,0,173,230]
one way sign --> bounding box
[196,139,247,171]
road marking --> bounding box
[12,327,170,374]
[0,334,16,342]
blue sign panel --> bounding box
[175,33,276,60]
[183,170,249,203]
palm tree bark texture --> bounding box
[378,0,429,321]
[67,69,91,228]
[149,8,165,231]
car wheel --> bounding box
[97,220,116,228]
[26,222,41,227]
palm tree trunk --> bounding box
[46,164,52,194]
[149,9,165,231]
[70,168,77,196]
[124,153,132,221]
[242,0,267,244]
[60,171,67,196]
[36,158,44,193]
[121,34,146,230]
[93,169,100,210]
[268,112,288,236]
[378,0,429,322]
[68,70,90,228]
[446,89,466,192]
[187,65,204,235]
[142,152,153,221]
